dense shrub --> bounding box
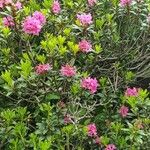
[0,0,150,149]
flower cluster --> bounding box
[79,40,92,53]
[0,0,22,9]
[0,0,12,8]
[51,0,61,14]
[33,11,46,25]
[119,105,129,117]
[60,65,76,77]
[81,77,99,93]
[64,114,72,124]
[3,16,14,27]
[22,11,46,35]
[14,1,22,10]
[125,87,139,97]
[77,13,93,26]
[87,123,97,137]
[35,64,51,75]
[87,124,101,146]
[88,0,97,7]
[120,0,132,7]
[105,144,116,150]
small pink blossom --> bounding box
[3,16,15,27]
[77,13,93,26]
[134,120,144,129]
[137,124,144,129]
[22,16,42,35]
[64,115,72,124]
[88,0,97,7]
[79,40,92,53]
[125,87,139,97]
[105,144,116,150]
[120,0,132,7]
[81,77,99,94]
[0,0,22,9]
[57,101,65,108]
[33,11,46,25]
[60,65,76,77]
[35,64,51,75]
[0,1,3,8]
[0,1,4,8]
[87,123,97,137]
[4,0,12,4]
[0,0,12,8]
[52,0,61,14]
[94,136,101,145]
[14,1,22,10]
[119,105,129,118]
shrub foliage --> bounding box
[0,0,150,150]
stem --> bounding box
[27,41,36,65]
[66,134,70,150]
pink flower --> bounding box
[0,1,4,8]
[105,144,116,150]
[94,136,101,145]
[120,0,132,7]
[64,115,72,124]
[125,87,139,97]
[79,39,92,53]
[119,105,129,118]
[81,77,99,94]
[52,0,61,14]
[35,64,51,75]
[4,0,12,4]
[0,0,21,9]
[77,13,93,26]
[3,16,15,27]
[134,120,144,129]
[33,11,46,25]
[88,0,97,6]
[14,1,22,10]
[87,123,97,137]
[60,65,76,77]
[0,0,12,8]
[0,1,3,8]
[57,101,65,108]
[137,124,143,129]
[22,16,42,35]
[22,11,46,35]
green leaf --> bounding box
[101,136,110,146]
[125,71,135,81]
[1,70,14,88]
[64,28,71,36]
[57,35,66,45]
[2,27,11,38]
[71,82,80,95]
[20,59,32,78]
[36,54,46,63]
[96,19,105,29]
[39,139,51,150]
[46,93,60,101]
[43,0,53,9]
[59,46,67,55]
[95,44,103,54]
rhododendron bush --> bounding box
[0,0,150,149]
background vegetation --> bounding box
[0,0,150,149]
